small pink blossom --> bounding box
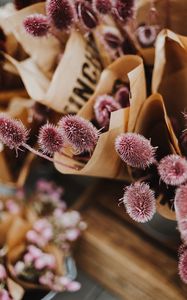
[5,199,20,214]
[24,252,34,265]
[27,245,43,259]
[123,182,156,223]
[61,211,81,228]
[0,289,12,300]
[34,253,56,270]
[39,271,54,287]
[33,219,51,233]
[65,228,80,241]
[66,281,81,292]
[158,155,187,186]
[0,264,7,281]
[115,133,156,169]
[14,261,25,275]
[26,230,47,247]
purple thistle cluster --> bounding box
[0,113,99,167]
[23,0,135,37]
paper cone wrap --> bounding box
[152,29,187,135]
[54,55,146,179]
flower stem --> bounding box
[23,143,80,170]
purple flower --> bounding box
[123,182,156,223]
[23,14,49,37]
[92,0,112,15]
[76,0,99,30]
[0,113,28,150]
[46,0,76,31]
[179,248,187,284]
[114,86,130,108]
[158,155,187,186]
[112,0,134,23]
[115,133,156,169]
[38,123,64,155]
[175,184,187,243]
[136,25,158,48]
[94,94,121,129]
[59,115,99,154]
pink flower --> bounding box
[27,245,42,259]
[61,211,81,228]
[26,230,47,247]
[42,227,53,241]
[179,248,187,284]
[94,95,121,129]
[0,289,12,300]
[59,115,99,154]
[14,261,25,275]
[5,199,20,214]
[39,271,54,287]
[66,281,81,292]
[33,219,51,233]
[38,123,64,155]
[23,14,49,37]
[46,0,76,31]
[92,0,112,15]
[174,184,187,243]
[115,133,156,169]
[136,25,158,48]
[115,86,130,108]
[65,228,80,241]
[24,252,34,265]
[123,182,156,223]
[0,114,28,150]
[34,253,56,270]
[0,264,7,281]
[76,0,99,30]
[158,155,187,186]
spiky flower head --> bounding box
[23,14,49,37]
[94,95,121,129]
[158,155,187,186]
[136,24,157,48]
[115,86,130,108]
[46,0,76,31]
[123,182,156,223]
[174,184,187,243]
[112,0,134,23]
[76,0,99,30]
[59,115,99,154]
[92,0,112,15]
[115,133,156,169]
[0,114,28,150]
[178,248,187,284]
[38,123,64,155]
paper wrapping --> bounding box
[7,277,24,300]
[152,29,187,136]
[6,217,65,291]
[54,55,146,179]
[4,30,103,114]
[134,93,179,220]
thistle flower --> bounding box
[158,155,187,186]
[112,0,134,23]
[38,123,64,155]
[123,182,156,223]
[92,0,112,15]
[115,86,130,108]
[46,0,76,31]
[94,94,121,129]
[136,24,157,48]
[0,113,28,150]
[178,248,187,284]
[59,115,99,154]
[174,184,187,243]
[115,133,156,169]
[23,14,49,37]
[76,0,99,30]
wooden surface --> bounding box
[74,180,187,300]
